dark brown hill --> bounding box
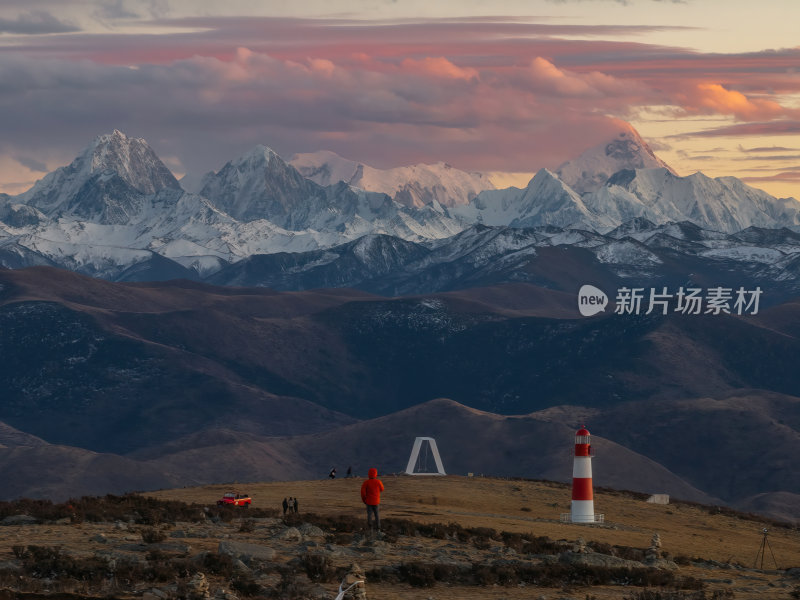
[2,266,800,518]
[277,398,718,503]
[0,268,358,454]
[0,442,180,500]
[0,399,714,507]
[2,265,800,428]
[532,390,800,508]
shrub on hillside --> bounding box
[0,494,278,525]
[140,526,168,544]
[624,590,734,599]
[301,552,335,582]
[371,560,704,590]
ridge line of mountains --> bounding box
[1,124,799,289]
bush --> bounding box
[399,562,436,587]
[269,567,313,599]
[232,574,262,597]
[239,518,256,533]
[378,560,704,590]
[0,494,278,526]
[624,591,734,600]
[328,532,354,545]
[202,553,236,578]
[140,527,167,544]
[301,553,334,582]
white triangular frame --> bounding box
[405,436,446,476]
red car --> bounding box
[216,492,251,507]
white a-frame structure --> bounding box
[405,437,446,476]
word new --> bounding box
[614,286,762,316]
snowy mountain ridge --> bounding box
[1,127,799,283]
[290,150,495,208]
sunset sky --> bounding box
[1,0,799,199]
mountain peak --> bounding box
[102,129,128,141]
[18,130,180,220]
[556,122,675,195]
[290,151,494,208]
[240,145,280,163]
[199,144,322,223]
[79,130,180,195]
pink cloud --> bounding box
[524,56,644,98]
[1,15,799,184]
[400,57,478,81]
[676,83,792,121]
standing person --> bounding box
[346,466,352,478]
[293,497,299,514]
[282,497,288,516]
[329,467,337,479]
[360,467,384,532]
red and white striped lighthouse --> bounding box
[570,426,595,523]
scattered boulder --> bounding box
[1,515,38,526]
[299,523,325,538]
[559,551,643,569]
[275,526,302,541]
[218,541,276,563]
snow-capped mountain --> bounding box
[19,130,180,224]
[199,145,325,224]
[2,126,800,283]
[451,168,617,230]
[556,122,674,195]
[198,145,464,238]
[290,150,495,208]
[586,168,800,233]
[207,220,800,301]
[1,134,467,278]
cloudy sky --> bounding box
[1,0,799,199]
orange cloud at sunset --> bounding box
[527,57,640,99]
[1,11,800,200]
[400,57,478,81]
[681,83,790,121]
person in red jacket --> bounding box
[360,467,385,531]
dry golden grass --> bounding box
[149,475,800,599]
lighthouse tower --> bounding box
[570,426,595,523]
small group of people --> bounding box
[329,465,355,479]
[281,496,299,515]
